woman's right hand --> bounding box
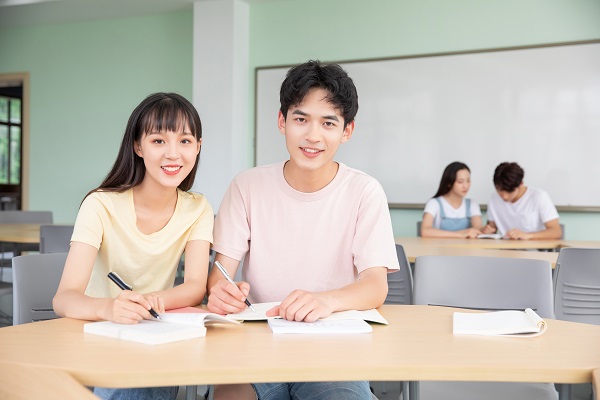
[463,228,482,239]
[106,290,155,324]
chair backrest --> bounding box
[413,255,554,318]
[416,221,422,237]
[0,210,53,224]
[560,223,565,239]
[385,244,414,305]
[39,224,74,254]
[12,252,67,325]
[554,247,600,325]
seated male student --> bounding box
[482,162,562,240]
[207,60,400,400]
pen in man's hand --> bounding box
[214,261,256,312]
[107,272,161,320]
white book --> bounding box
[453,308,547,337]
[227,302,388,325]
[477,233,504,239]
[84,307,240,345]
[268,318,373,334]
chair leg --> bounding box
[185,385,197,400]
[408,381,419,400]
[402,381,410,400]
[558,383,572,400]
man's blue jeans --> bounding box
[93,386,179,400]
[252,381,371,400]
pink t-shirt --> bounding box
[213,162,400,303]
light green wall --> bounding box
[1,1,599,240]
[0,11,193,223]
[249,0,600,240]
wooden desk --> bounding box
[0,223,40,244]
[396,237,600,267]
[0,305,599,390]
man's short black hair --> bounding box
[493,162,525,192]
[280,60,358,128]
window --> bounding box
[0,96,21,185]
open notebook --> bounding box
[228,302,388,334]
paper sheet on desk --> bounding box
[227,302,388,324]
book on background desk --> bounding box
[477,233,504,239]
[453,308,547,337]
[83,307,240,345]
[227,302,389,324]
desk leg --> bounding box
[558,383,571,400]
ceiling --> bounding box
[0,0,247,29]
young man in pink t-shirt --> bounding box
[207,60,399,400]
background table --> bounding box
[396,237,600,267]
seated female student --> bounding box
[53,92,213,400]
[421,161,483,238]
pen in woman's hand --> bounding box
[214,261,256,312]
[107,272,161,319]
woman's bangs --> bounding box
[140,104,192,136]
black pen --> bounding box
[214,261,256,312]
[107,272,161,320]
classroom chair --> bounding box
[412,255,557,400]
[12,252,66,325]
[373,244,414,399]
[39,224,74,254]
[553,247,600,400]
[554,247,600,324]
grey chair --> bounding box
[12,252,66,325]
[412,255,557,400]
[554,247,600,324]
[40,224,74,254]
[373,244,414,399]
[416,221,422,237]
[385,244,414,305]
[553,247,600,400]
[0,210,53,224]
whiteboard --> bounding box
[255,42,600,209]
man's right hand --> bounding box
[207,279,251,315]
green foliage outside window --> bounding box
[0,96,21,185]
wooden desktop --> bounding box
[0,223,40,244]
[1,305,599,393]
